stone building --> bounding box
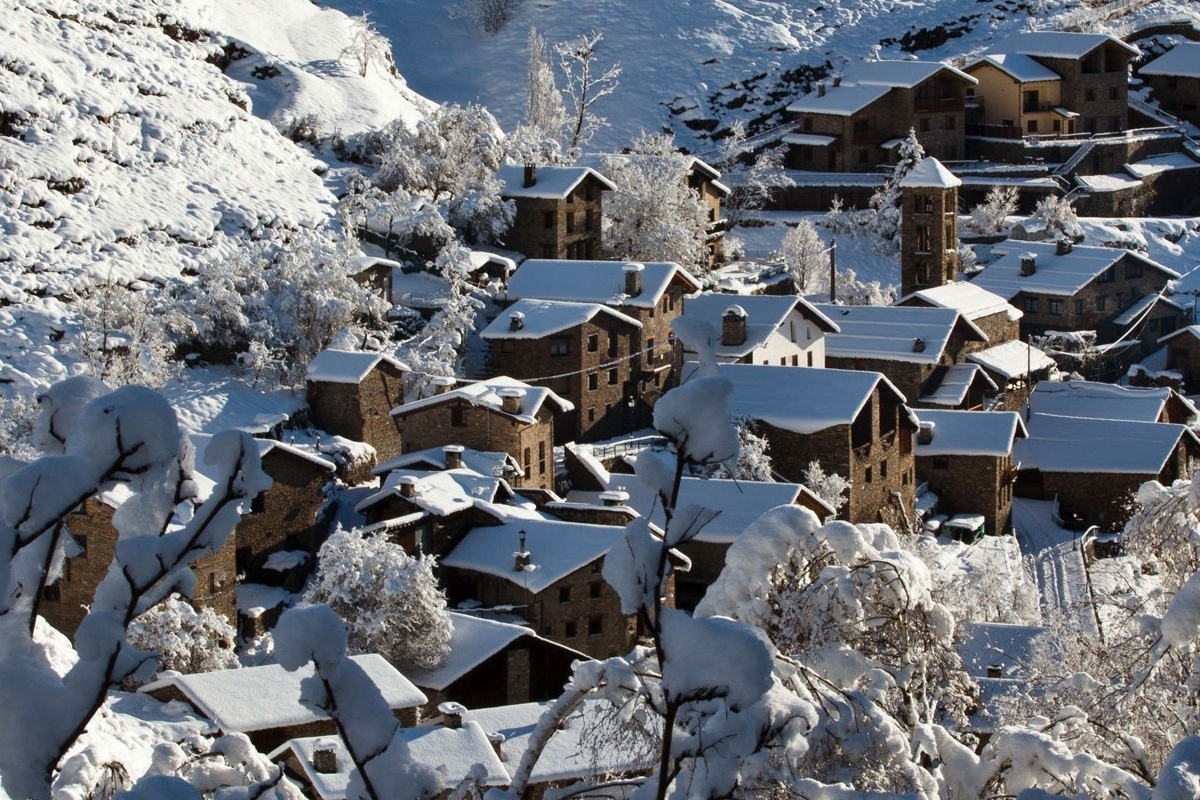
[969,239,1185,346]
[1028,378,1197,424]
[1160,325,1200,392]
[1139,42,1200,127]
[679,292,839,367]
[498,164,614,260]
[710,363,919,528]
[816,303,996,410]
[898,156,961,297]
[897,281,1022,348]
[784,60,976,171]
[390,377,571,492]
[306,348,408,462]
[1014,412,1200,531]
[965,32,1139,137]
[482,299,643,443]
[440,518,670,659]
[913,409,1027,536]
[505,260,702,428]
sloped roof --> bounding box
[898,156,962,189]
[1111,292,1187,326]
[786,82,892,116]
[898,281,1023,322]
[841,59,977,88]
[1015,412,1194,474]
[815,303,987,364]
[969,241,1178,300]
[374,447,515,478]
[988,31,1139,60]
[497,164,615,200]
[914,409,1026,457]
[967,340,1057,380]
[354,469,508,516]
[391,376,574,422]
[480,298,642,341]
[1029,379,1195,423]
[141,654,426,734]
[919,363,998,406]
[1140,41,1200,79]
[507,259,701,309]
[681,292,839,357]
[306,348,407,384]
[965,52,1062,83]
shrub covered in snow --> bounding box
[126,594,238,679]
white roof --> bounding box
[441,519,626,595]
[966,53,1062,83]
[898,156,962,189]
[966,340,1056,380]
[786,82,892,116]
[782,133,838,147]
[841,59,977,88]
[465,699,656,783]
[497,164,615,200]
[1028,379,1192,423]
[698,362,907,434]
[1015,412,1193,474]
[914,409,1026,456]
[970,241,1178,300]
[507,260,701,309]
[141,654,426,733]
[1124,152,1200,179]
[271,722,510,800]
[899,281,1022,322]
[815,303,986,363]
[1141,42,1200,79]
[988,31,1139,60]
[919,363,998,406]
[480,299,642,341]
[682,292,838,357]
[306,349,407,384]
[1159,324,1200,346]
[405,613,539,691]
[374,447,515,478]
[355,469,507,517]
[1112,292,1186,326]
[391,376,574,422]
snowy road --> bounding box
[1012,498,1099,637]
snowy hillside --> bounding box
[326,0,1200,152]
[0,0,431,391]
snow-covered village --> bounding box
[7,0,1200,797]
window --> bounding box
[1048,299,1064,316]
[792,355,799,365]
[1022,90,1039,112]
[807,352,814,366]
[539,441,547,474]
[915,225,930,252]
[880,459,888,479]
[646,337,656,364]
[541,245,555,259]
[1027,119,1038,133]
[1085,88,1096,102]
[587,333,598,352]
[565,620,578,639]
[587,407,596,423]
[559,586,571,604]
[607,331,618,357]
[585,210,595,231]
[1023,297,1039,313]
[588,616,604,636]
[43,582,61,602]
[451,406,467,427]
[865,466,873,484]
[1053,119,1061,132]
[1109,86,1119,100]
[1096,295,1107,312]
[803,116,813,132]
[590,581,602,599]
[544,211,555,229]
[1075,299,1084,315]
[608,368,619,385]
[550,337,570,357]
[920,117,931,132]
[1126,261,1144,279]
[588,373,598,391]
[944,115,955,130]
[1097,267,1114,283]
[566,212,575,233]
[524,447,532,476]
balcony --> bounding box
[914,97,964,113]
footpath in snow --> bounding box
[1012,498,1098,637]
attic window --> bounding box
[451,407,467,427]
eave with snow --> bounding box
[498,165,613,261]
[1028,379,1198,425]
[680,292,838,367]
[1138,42,1200,127]
[897,281,1023,347]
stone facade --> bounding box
[1164,328,1200,392]
[1142,71,1200,126]
[900,181,959,297]
[238,446,333,583]
[414,637,578,715]
[503,169,608,260]
[916,452,1017,536]
[306,359,406,462]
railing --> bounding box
[966,123,1023,140]
[590,435,668,461]
[915,97,965,113]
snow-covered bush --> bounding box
[302,527,453,672]
[970,185,1020,234]
[126,594,238,678]
[1029,193,1084,241]
[779,218,829,295]
[70,275,176,389]
[802,459,850,513]
[374,104,507,203]
[715,120,793,230]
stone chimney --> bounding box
[513,529,530,572]
[443,444,464,470]
[917,421,935,445]
[1056,239,1073,256]
[509,311,525,331]
[599,489,630,507]
[488,732,506,762]
[623,262,644,297]
[312,740,339,774]
[817,83,826,97]
[986,664,1004,679]
[398,475,418,498]
[438,701,466,729]
[498,386,525,416]
[722,305,748,347]
[832,74,842,87]
[1019,253,1037,277]
[913,337,926,353]
[432,375,456,394]
[523,163,537,188]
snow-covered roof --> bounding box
[697,362,908,434]
[271,721,510,800]
[355,468,508,517]
[188,433,334,503]
[841,59,977,88]
[391,376,574,422]
[497,164,615,200]
[465,699,656,783]
[1075,172,1142,193]
[507,259,701,309]
[1015,412,1195,474]
[1124,152,1200,179]
[786,82,892,116]
[899,281,1022,322]
[441,519,626,594]
[141,654,427,733]
[897,156,962,189]
[575,152,726,189]
[480,298,642,341]
[970,241,1178,300]
[1028,379,1195,423]
[1140,42,1200,79]
[957,621,1043,679]
[966,340,1056,381]
[681,292,839,356]
[236,583,291,619]
[1111,292,1186,326]
[782,133,839,147]
[919,363,998,406]
[914,409,1026,457]
[374,447,516,478]
[965,53,1062,83]
[306,348,408,384]
[815,303,986,363]
[988,31,1139,60]
[1159,324,1200,346]
[165,374,304,438]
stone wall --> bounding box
[306,361,406,462]
[916,452,1015,536]
[505,184,604,260]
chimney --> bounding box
[513,529,530,572]
[832,74,842,87]
[438,701,466,729]
[1056,239,1072,256]
[817,83,826,97]
[312,740,339,774]
[1019,253,1037,277]
[912,337,926,353]
[432,375,456,394]
[623,262,644,297]
[523,163,537,188]
[599,489,630,507]
[498,386,525,415]
[917,421,935,445]
[722,305,748,347]
[488,732,506,761]
[986,664,1004,679]
[509,311,525,331]
[443,444,464,470]
[398,475,418,498]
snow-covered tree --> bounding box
[802,459,850,514]
[0,391,39,460]
[0,379,270,799]
[780,219,829,295]
[302,527,453,673]
[865,128,925,248]
[714,120,793,230]
[838,266,897,305]
[555,30,621,151]
[732,415,773,481]
[522,27,566,150]
[1029,193,1084,241]
[71,272,175,389]
[602,132,710,271]
[970,184,1020,234]
[375,104,507,203]
[341,13,391,78]
[126,594,238,678]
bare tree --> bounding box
[341,13,390,78]
[555,30,621,151]
[525,27,565,144]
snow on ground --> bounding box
[1011,498,1099,637]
